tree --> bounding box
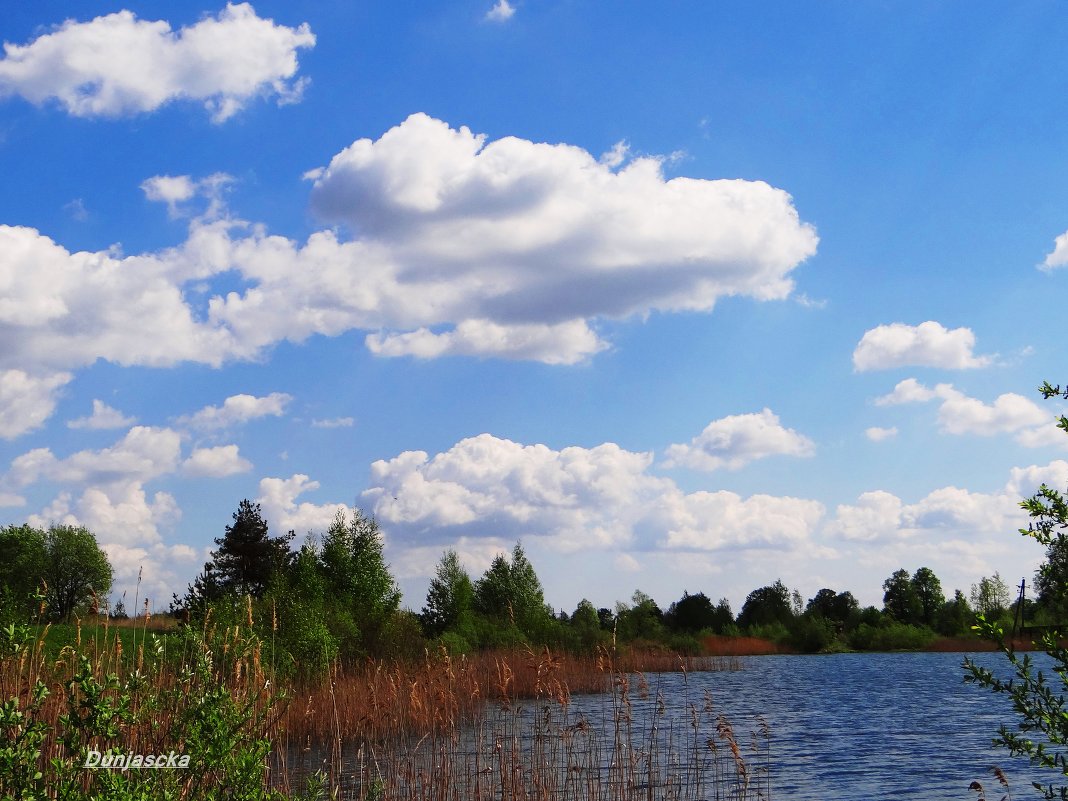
[936,589,972,636]
[970,572,1010,617]
[910,567,944,627]
[320,507,401,654]
[0,524,47,622]
[474,542,552,640]
[882,568,921,624]
[616,590,665,641]
[421,550,475,638]
[805,588,858,626]
[965,382,1068,798]
[737,580,793,630]
[570,599,605,650]
[666,591,717,633]
[211,500,292,597]
[1035,533,1068,619]
[42,525,113,621]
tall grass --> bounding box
[1,599,763,800]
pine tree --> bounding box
[211,499,292,598]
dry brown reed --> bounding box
[274,647,762,801]
[701,635,792,656]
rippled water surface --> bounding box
[562,651,1041,801]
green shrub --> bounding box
[848,621,934,651]
[787,616,836,653]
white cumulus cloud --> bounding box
[662,409,815,471]
[363,433,825,554]
[283,113,817,363]
[875,378,1053,445]
[0,3,315,122]
[0,113,816,431]
[853,321,992,371]
[827,465,1041,543]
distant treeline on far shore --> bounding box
[3,499,1059,676]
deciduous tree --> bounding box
[882,568,921,624]
[910,567,944,627]
[421,549,475,638]
[0,524,47,622]
[42,525,113,621]
[737,580,793,630]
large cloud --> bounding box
[824,460,1068,543]
[0,114,817,431]
[662,409,815,471]
[0,4,314,121]
[292,113,817,361]
[362,433,825,554]
[853,321,991,371]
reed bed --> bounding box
[2,603,759,800]
[279,647,742,745]
[276,647,762,800]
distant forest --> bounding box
[3,499,1059,678]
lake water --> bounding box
[557,651,1042,801]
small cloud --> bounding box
[141,173,233,219]
[865,426,898,442]
[64,198,89,222]
[1042,230,1068,271]
[177,392,292,431]
[614,553,641,573]
[794,293,827,309]
[485,0,516,22]
[663,409,815,471]
[853,321,992,372]
[311,417,354,429]
[68,400,137,430]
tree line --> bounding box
[6,495,1066,675]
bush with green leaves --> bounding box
[965,382,1068,800]
[0,617,334,801]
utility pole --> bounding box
[1012,578,1026,640]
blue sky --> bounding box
[2,1,1068,615]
